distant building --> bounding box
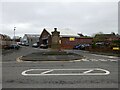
[119,29,120,35]
[39,28,93,49]
[0,34,12,49]
[22,34,40,46]
[0,34,4,48]
[94,33,120,43]
[13,36,21,42]
[0,34,4,40]
[0,34,11,40]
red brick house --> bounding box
[39,29,52,48]
[39,28,93,49]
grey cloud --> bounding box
[1,2,118,37]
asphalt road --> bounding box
[1,46,119,88]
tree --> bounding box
[111,32,115,35]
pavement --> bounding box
[89,51,120,57]
[1,46,119,89]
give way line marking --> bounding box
[22,68,110,76]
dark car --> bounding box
[73,44,90,50]
[9,44,20,50]
[73,44,85,50]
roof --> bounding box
[60,35,80,38]
[25,34,40,38]
[0,34,11,40]
[95,33,116,37]
[43,28,80,37]
[0,34,4,37]
[95,34,120,39]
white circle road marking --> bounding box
[72,59,118,62]
[21,68,110,76]
[91,54,118,59]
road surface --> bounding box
[1,46,119,88]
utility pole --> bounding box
[14,27,16,44]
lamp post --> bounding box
[14,27,16,44]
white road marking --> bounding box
[21,68,110,76]
[91,54,118,59]
[41,70,54,74]
[109,59,118,62]
[81,59,89,61]
[72,58,118,62]
[108,56,118,59]
[99,59,108,61]
[90,59,98,61]
[72,60,81,62]
[83,69,94,74]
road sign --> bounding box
[113,47,120,50]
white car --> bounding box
[32,43,39,48]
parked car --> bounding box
[21,42,29,46]
[9,44,20,50]
[95,42,104,45]
[73,44,85,50]
[73,44,90,50]
[32,43,39,48]
[21,42,25,46]
[17,42,22,45]
[24,43,29,46]
[40,44,48,49]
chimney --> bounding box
[54,28,57,31]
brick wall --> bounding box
[60,37,93,49]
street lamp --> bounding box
[14,27,16,44]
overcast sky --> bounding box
[1,1,118,38]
